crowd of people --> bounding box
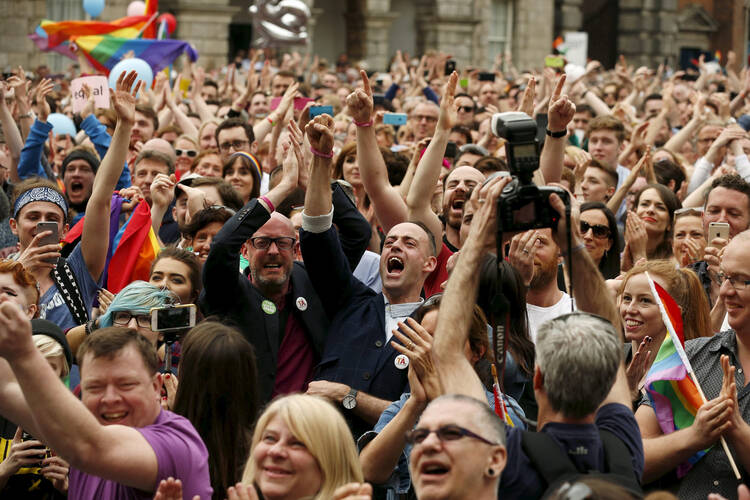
[1,43,750,499]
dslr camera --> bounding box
[490,112,569,232]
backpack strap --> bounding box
[52,257,90,325]
[520,430,578,487]
[599,430,643,495]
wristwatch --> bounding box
[342,388,358,410]
[546,128,567,138]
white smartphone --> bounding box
[708,222,730,246]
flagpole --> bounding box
[646,272,741,480]
[135,12,159,39]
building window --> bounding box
[487,0,513,69]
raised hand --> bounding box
[34,78,54,122]
[0,301,35,362]
[346,70,374,125]
[111,70,142,126]
[547,74,575,132]
[517,76,536,116]
[17,230,61,276]
[305,113,334,156]
[80,83,96,119]
[626,336,652,393]
[227,482,260,500]
[437,71,458,132]
[508,230,539,286]
[332,482,373,500]
[625,210,648,261]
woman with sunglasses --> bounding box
[174,135,199,177]
[580,202,620,279]
[672,207,706,268]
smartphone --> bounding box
[36,222,59,265]
[478,72,496,82]
[445,60,456,76]
[373,94,386,107]
[545,56,565,68]
[22,431,49,466]
[383,112,407,126]
[445,141,458,159]
[708,222,730,245]
[151,304,197,332]
[309,105,333,118]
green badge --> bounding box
[261,300,277,315]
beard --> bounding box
[529,257,559,290]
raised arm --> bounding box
[607,151,648,214]
[0,82,23,174]
[539,74,575,185]
[432,175,511,402]
[81,71,139,281]
[164,77,199,140]
[349,70,408,233]
[406,72,458,243]
[0,303,160,492]
[253,82,298,145]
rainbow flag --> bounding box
[107,200,160,293]
[37,16,150,48]
[492,364,514,428]
[73,35,198,75]
[142,0,159,39]
[643,274,706,477]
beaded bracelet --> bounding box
[310,146,334,159]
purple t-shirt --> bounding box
[68,410,212,499]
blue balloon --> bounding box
[108,58,153,93]
[83,0,105,17]
[47,113,77,137]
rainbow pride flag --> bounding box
[643,274,706,477]
[73,35,198,75]
[37,16,150,48]
[107,200,160,294]
[142,0,159,39]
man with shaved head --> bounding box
[199,134,370,404]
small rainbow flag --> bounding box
[72,35,198,75]
[107,200,161,294]
[643,274,706,477]
[492,364,514,428]
[714,50,722,63]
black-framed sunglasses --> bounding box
[405,424,498,446]
[249,236,296,251]
[457,105,474,113]
[112,311,151,328]
[175,149,198,158]
[579,221,611,239]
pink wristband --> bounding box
[353,119,374,127]
[260,195,275,212]
[310,146,334,159]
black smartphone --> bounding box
[22,431,48,466]
[445,60,456,76]
[445,141,458,159]
[373,94,386,106]
[478,72,496,82]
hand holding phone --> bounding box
[708,222,730,247]
[35,222,60,265]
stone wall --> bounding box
[0,0,48,70]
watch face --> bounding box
[343,395,357,410]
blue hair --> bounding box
[99,281,179,328]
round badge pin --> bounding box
[394,354,409,370]
[261,300,277,315]
[295,296,308,311]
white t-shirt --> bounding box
[527,292,575,343]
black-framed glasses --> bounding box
[457,105,474,113]
[219,139,249,152]
[716,272,750,291]
[175,149,197,157]
[112,311,151,328]
[405,424,498,446]
[249,236,296,251]
[580,221,611,239]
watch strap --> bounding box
[546,128,567,138]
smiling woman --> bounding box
[241,394,363,500]
[632,184,681,261]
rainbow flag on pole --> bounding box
[643,274,706,477]
[36,16,150,48]
[107,201,161,294]
[72,35,198,74]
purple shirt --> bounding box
[69,410,212,499]
[271,297,317,397]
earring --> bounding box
[487,468,496,477]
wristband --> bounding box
[560,242,586,257]
[267,116,275,125]
[353,119,374,127]
[260,195,275,213]
[546,128,567,138]
[310,146,334,159]
[18,112,33,119]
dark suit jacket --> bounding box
[301,224,410,438]
[199,185,370,403]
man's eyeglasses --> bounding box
[112,311,151,328]
[716,272,750,291]
[405,424,498,446]
[413,115,438,123]
[249,236,296,251]
[176,149,197,158]
[457,106,474,113]
[580,221,611,239]
[219,140,249,152]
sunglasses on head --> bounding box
[580,220,611,239]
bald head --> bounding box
[142,138,176,165]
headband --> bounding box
[228,151,262,181]
[13,187,68,219]
[61,149,100,178]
